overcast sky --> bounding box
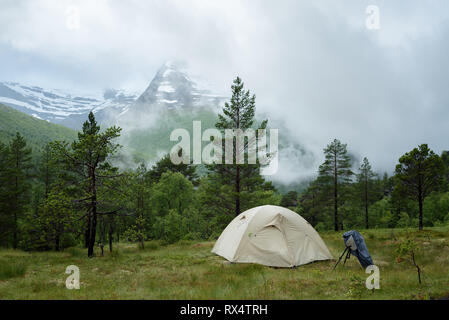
[1,0,449,177]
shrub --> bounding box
[396,212,410,228]
[345,275,365,299]
[153,209,185,244]
[396,238,423,284]
[315,222,327,232]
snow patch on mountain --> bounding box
[0,61,228,130]
[158,84,175,93]
[0,82,138,129]
[133,61,228,112]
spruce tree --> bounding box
[4,133,33,248]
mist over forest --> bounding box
[1,0,449,303]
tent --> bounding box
[212,205,333,267]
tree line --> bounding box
[296,140,448,232]
[0,77,276,256]
[0,77,448,256]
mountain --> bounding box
[0,82,138,129]
[109,62,226,163]
[1,62,316,192]
[125,61,226,114]
[112,62,316,193]
[0,103,77,157]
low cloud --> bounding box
[1,0,449,181]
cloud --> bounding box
[1,0,449,180]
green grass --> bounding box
[0,227,448,299]
[0,251,28,281]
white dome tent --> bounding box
[212,205,333,267]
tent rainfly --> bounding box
[212,205,333,267]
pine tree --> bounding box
[205,77,273,218]
[395,144,445,230]
[318,139,353,231]
[357,157,377,229]
[52,112,122,257]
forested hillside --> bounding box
[0,104,77,157]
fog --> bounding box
[1,0,449,182]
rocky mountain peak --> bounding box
[134,61,226,110]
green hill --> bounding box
[0,103,78,156]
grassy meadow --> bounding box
[1,226,448,300]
